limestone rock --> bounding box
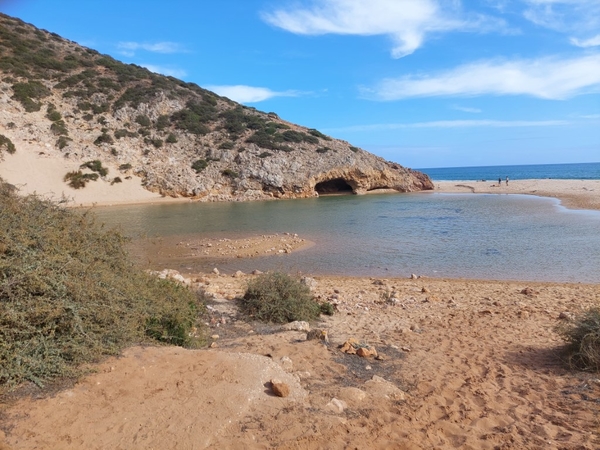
[326,398,347,414]
[364,375,406,401]
[281,321,310,332]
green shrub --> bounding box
[192,159,208,173]
[0,135,16,154]
[56,136,72,149]
[221,169,239,178]
[0,182,204,392]
[349,146,360,153]
[12,81,50,112]
[119,163,132,171]
[114,129,138,139]
[556,307,600,371]
[111,176,122,185]
[150,138,163,148]
[308,129,331,141]
[64,170,98,189]
[156,114,170,130]
[258,151,272,158]
[46,109,62,122]
[219,141,235,150]
[135,114,151,127]
[80,160,108,177]
[316,147,330,154]
[240,272,321,324]
[166,133,177,143]
[50,120,68,136]
[94,133,114,146]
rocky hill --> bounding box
[0,13,433,202]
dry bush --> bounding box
[556,307,600,372]
[240,272,321,324]
[0,181,205,393]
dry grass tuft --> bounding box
[556,307,600,372]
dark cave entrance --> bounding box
[315,178,354,195]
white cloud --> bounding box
[451,105,482,113]
[367,54,600,100]
[117,41,184,56]
[262,0,507,58]
[326,119,570,133]
[142,64,187,79]
[522,0,600,42]
[205,85,299,103]
[570,34,600,48]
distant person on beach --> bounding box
[506,176,509,186]
[498,177,501,186]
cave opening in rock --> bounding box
[315,178,354,195]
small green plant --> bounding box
[556,307,600,371]
[111,148,119,156]
[46,109,62,122]
[166,133,177,143]
[219,141,235,150]
[221,168,239,178]
[135,114,151,127]
[0,135,16,154]
[320,302,335,316]
[118,163,132,171]
[56,136,72,149]
[80,160,108,177]
[111,177,122,185]
[316,147,330,154]
[94,132,114,146]
[64,170,98,189]
[150,138,163,148]
[308,128,332,141]
[240,272,322,324]
[258,151,272,158]
[349,146,360,153]
[50,120,69,136]
[192,159,208,173]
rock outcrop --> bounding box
[0,13,433,202]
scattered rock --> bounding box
[356,346,378,358]
[421,287,430,293]
[270,379,290,398]
[209,342,218,348]
[340,339,377,358]
[518,310,530,319]
[558,311,574,320]
[212,268,220,275]
[410,274,418,279]
[364,375,406,401]
[520,287,538,297]
[251,270,263,275]
[281,321,310,332]
[301,276,317,291]
[337,387,367,405]
[326,398,347,414]
[232,270,245,278]
[279,356,293,371]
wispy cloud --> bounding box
[366,54,600,100]
[205,85,300,103]
[451,105,482,113]
[522,0,600,44]
[142,64,187,79]
[570,34,600,48]
[117,41,185,57]
[326,119,570,133]
[262,0,508,58]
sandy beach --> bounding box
[2,150,600,448]
[433,179,600,211]
[1,272,599,449]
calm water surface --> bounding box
[94,193,600,283]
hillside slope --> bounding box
[0,13,433,202]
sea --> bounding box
[417,162,600,181]
[94,161,600,283]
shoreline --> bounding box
[431,179,600,211]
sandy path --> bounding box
[2,274,599,449]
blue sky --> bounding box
[2,0,599,168]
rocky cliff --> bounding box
[0,13,433,202]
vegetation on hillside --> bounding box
[0,12,335,155]
[0,181,205,393]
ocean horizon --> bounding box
[417,162,600,182]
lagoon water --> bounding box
[94,192,600,283]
